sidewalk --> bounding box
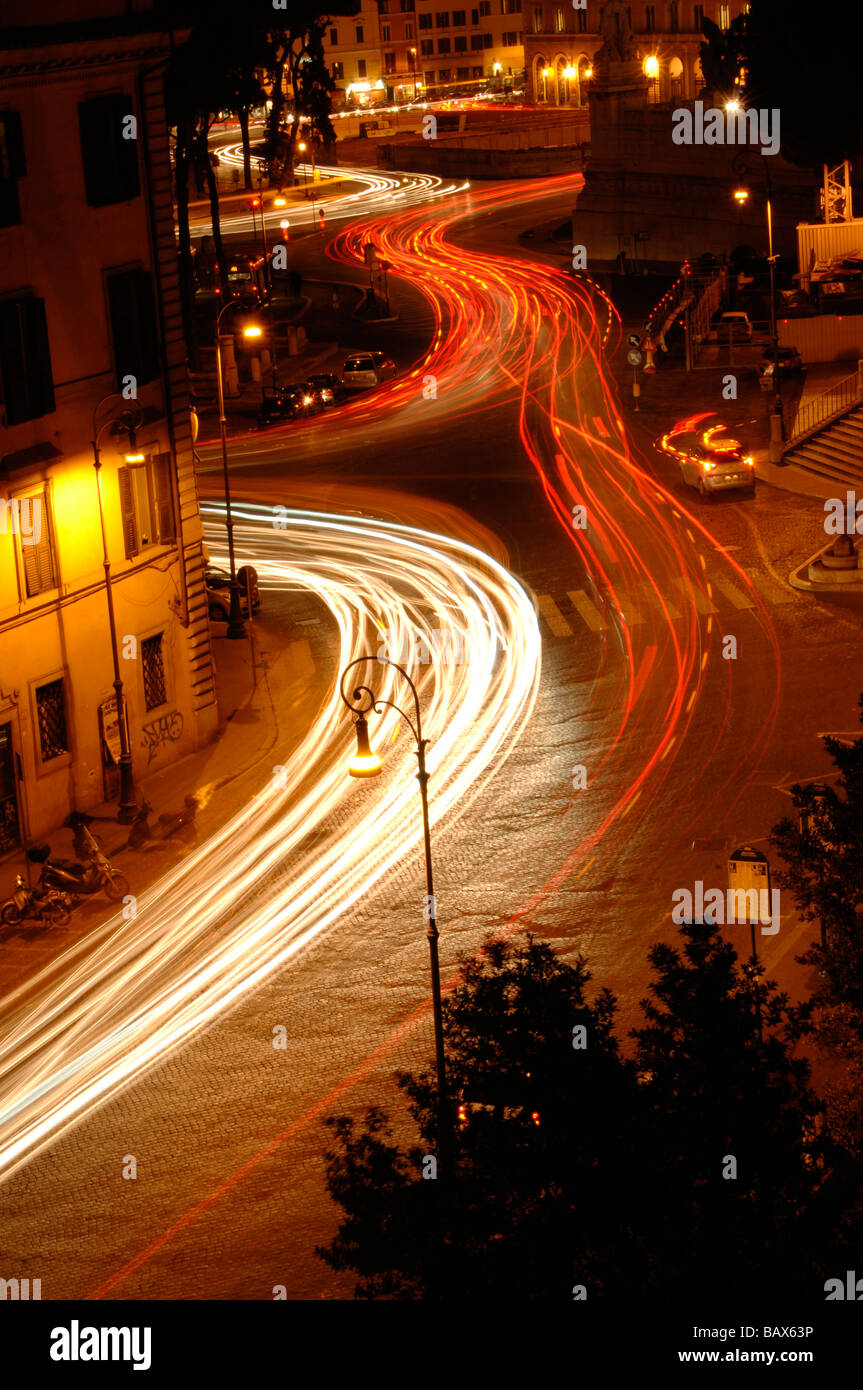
[0,612,329,991]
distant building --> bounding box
[0,0,218,853]
[413,0,525,97]
[324,0,386,108]
[524,1,748,107]
[377,0,421,104]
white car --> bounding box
[341,351,397,389]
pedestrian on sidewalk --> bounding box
[319,208,326,234]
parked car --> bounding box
[341,351,397,389]
[303,372,345,405]
[206,563,261,621]
[258,386,315,427]
[759,345,803,379]
[715,311,753,342]
[678,427,756,499]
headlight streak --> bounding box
[0,505,540,1182]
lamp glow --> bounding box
[644,55,659,78]
[348,716,382,777]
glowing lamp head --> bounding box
[298,141,307,152]
[733,187,749,205]
[125,452,145,463]
[726,98,740,113]
[243,324,263,339]
[644,55,659,78]
[563,66,576,80]
[348,716,382,778]
[584,66,593,79]
[274,197,287,207]
[542,66,553,78]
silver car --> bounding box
[341,351,397,389]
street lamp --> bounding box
[542,65,553,102]
[562,64,575,104]
[339,655,449,1162]
[214,298,255,638]
[91,396,143,822]
[409,47,418,101]
[297,140,307,196]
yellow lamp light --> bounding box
[348,716,382,777]
[733,187,749,205]
[124,452,145,463]
[542,66,553,77]
[243,324,263,339]
[563,66,576,80]
[584,66,593,79]
[726,98,740,113]
[644,55,659,78]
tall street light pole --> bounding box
[215,298,247,639]
[91,398,142,823]
[339,655,450,1166]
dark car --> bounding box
[303,372,345,405]
[759,345,803,378]
[206,563,261,622]
[258,387,309,427]
[293,380,327,413]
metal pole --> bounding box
[92,443,138,822]
[215,310,246,639]
[416,738,448,1154]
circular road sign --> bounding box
[626,348,643,367]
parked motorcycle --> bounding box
[28,829,130,904]
[1,874,72,927]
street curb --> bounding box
[789,537,863,598]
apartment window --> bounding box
[719,2,729,26]
[470,32,483,46]
[78,93,140,207]
[330,27,338,43]
[421,38,435,54]
[471,7,479,20]
[438,68,451,81]
[436,11,449,26]
[142,633,168,711]
[20,488,56,598]
[452,8,467,21]
[455,34,468,49]
[553,5,564,29]
[385,50,397,72]
[419,12,432,26]
[406,21,414,36]
[472,65,484,76]
[480,0,492,10]
[501,0,521,11]
[693,3,704,27]
[503,30,519,42]
[669,0,679,31]
[106,268,159,391]
[36,678,68,762]
[575,6,587,28]
[458,66,470,78]
[381,22,391,39]
[357,59,367,77]
[425,69,435,84]
[118,453,175,559]
[0,111,25,228]
[532,5,543,31]
[438,36,452,52]
[645,4,656,29]
[332,61,344,79]
[0,296,55,427]
[356,25,364,41]
[483,32,493,45]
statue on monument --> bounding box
[594,0,644,84]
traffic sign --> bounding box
[628,333,641,348]
[626,348,643,367]
[643,318,653,330]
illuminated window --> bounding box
[35,678,68,762]
[19,487,55,598]
[532,4,543,30]
[554,6,564,30]
[719,2,729,26]
[118,454,175,559]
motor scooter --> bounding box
[1,874,72,927]
[29,829,130,904]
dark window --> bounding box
[356,24,364,41]
[78,93,140,208]
[330,27,338,42]
[576,7,587,29]
[381,23,391,40]
[452,8,466,21]
[532,5,543,31]
[0,110,26,228]
[21,489,56,597]
[693,3,704,28]
[419,12,432,27]
[470,32,483,47]
[438,36,452,51]
[438,68,451,80]
[107,268,159,390]
[385,50,397,73]
[118,453,175,560]
[501,0,521,11]
[436,11,449,26]
[36,678,68,761]
[480,0,491,10]
[646,4,655,28]
[471,7,479,21]
[357,58,367,77]
[332,61,344,79]
[483,32,493,45]
[142,633,167,711]
[421,38,435,54]
[455,33,468,49]
[472,65,483,77]
[0,297,55,426]
[669,1,679,31]
[457,66,469,78]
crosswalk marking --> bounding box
[711,573,755,609]
[537,594,573,637]
[567,590,603,631]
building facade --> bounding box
[323,0,385,108]
[0,0,218,855]
[524,1,747,107]
[414,0,525,96]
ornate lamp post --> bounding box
[214,298,254,639]
[91,396,143,822]
[340,655,450,1162]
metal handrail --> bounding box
[787,369,863,447]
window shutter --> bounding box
[0,297,54,426]
[21,493,56,597]
[153,453,175,545]
[117,466,139,558]
[107,269,159,389]
[78,94,140,207]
